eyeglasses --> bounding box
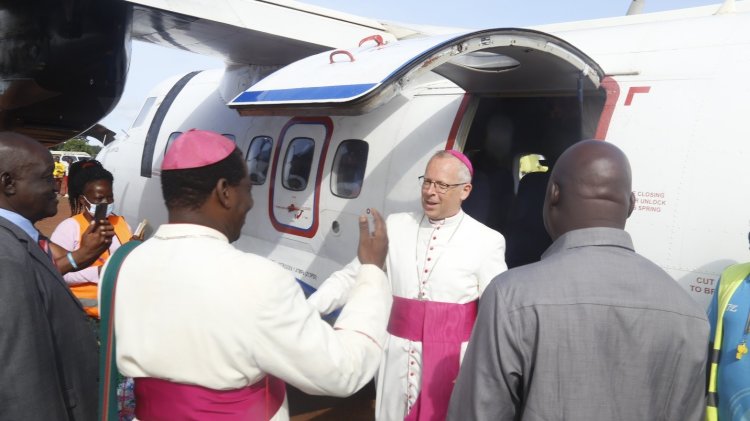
[418,176,466,194]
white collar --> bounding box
[152,223,229,243]
[427,209,464,227]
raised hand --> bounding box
[357,208,388,268]
[77,219,115,266]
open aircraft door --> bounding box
[229,29,608,238]
[228,28,606,116]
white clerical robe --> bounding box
[109,223,391,421]
[309,210,507,420]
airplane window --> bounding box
[331,140,368,199]
[132,96,157,128]
[246,136,273,185]
[222,134,236,143]
[164,132,182,156]
[282,137,314,191]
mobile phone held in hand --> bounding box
[366,208,375,233]
[94,203,108,223]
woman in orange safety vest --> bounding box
[50,159,139,320]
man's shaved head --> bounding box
[0,132,32,171]
[0,131,59,222]
[543,140,635,240]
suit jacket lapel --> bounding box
[0,217,85,310]
[29,236,85,310]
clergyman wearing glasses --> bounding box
[309,149,507,420]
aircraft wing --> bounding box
[127,0,421,65]
[0,0,423,147]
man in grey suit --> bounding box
[0,132,98,420]
[448,140,709,420]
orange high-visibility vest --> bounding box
[70,213,132,318]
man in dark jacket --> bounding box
[0,131,98,420]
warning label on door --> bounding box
[633,191,667,213]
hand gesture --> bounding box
[78,219,115,264]
[357,208,388,268]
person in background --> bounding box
[50,159,139,420]
[503,171,552,268]
[51,159,140,320]
[59,156,70,197]
[448,140,708,421]
[463,114,515,234]
[706,233,750,421]
[53,154,65,193]
[0,131,97,420]
[310,149,507,421]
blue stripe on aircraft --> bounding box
[296,278,341,324]
[296,278,318,298]
[232,83,378,104]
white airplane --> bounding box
[76,0,749,310]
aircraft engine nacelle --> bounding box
[0,0,131,147]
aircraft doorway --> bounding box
[462,88,611,268]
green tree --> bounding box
[52,137,102,156]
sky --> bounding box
[99,0,725,136]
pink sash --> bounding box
[134,376,286,421]
[387,296,478,421]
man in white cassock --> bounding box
[309,150,507,421]
[102,130,392,421]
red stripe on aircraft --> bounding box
[594,77,622,140]
[444,94,472,150]
[624,86,651,106]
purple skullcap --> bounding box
[162,129,236,171]
[446,150,474,177]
